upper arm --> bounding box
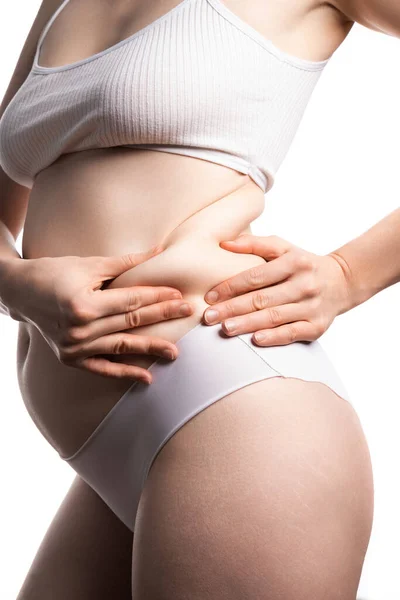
[0,0,64,241]
[330,0,400,37]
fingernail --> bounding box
[163,349,176,360]
[224,320,236,333]
[179,303,191,315]
[204,309,219,324]
[205,291,219,303]
[254,333,266,342]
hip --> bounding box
[17,229,268,457]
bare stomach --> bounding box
[17,147,267,457]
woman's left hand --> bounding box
[202,234,351,346]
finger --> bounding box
[219,234,293,260]
[85,286,184,320]
[203,281,299,324]
[214,303,307,337]
[70,332,180,362]
[98,246,163,282]
[205,251,295,305]
[251,320,318,346]
[77,355,154,383]
[81,298,193,341]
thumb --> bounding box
[100,245,163,279]
[219,234,252,251]
[220,234,251,246]
[128,244,164,265]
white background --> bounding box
[1,3,399,599]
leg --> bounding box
[132,376,374,599]
[17,475,133,600]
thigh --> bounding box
[17,475,133,600]
[132,376,374,600]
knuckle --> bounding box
[67,325,87,343]
[252,291,269,311]
[269,235,280,243]
[286,252,298,271]
[290,251,307,270]
[223,300,235,316]
[247,266,264,286]
[309,294,323,313]
[297,252,312,269]
[220,279,235,297]
[120,253,135,269]
[302,275,319,296]
[67,298,96,323]
[274,235,289,251]
[268,307,282,326]
[63,297,78,318]
[127,289,142,311]
[314,319,326,337]
[125,309,141,328]
[270,235,290,253]
[143,339,153,354]
[267,234,282,246]
[112,336,130,355]
[286,324,298,343]
[171,300,184,316]
[160,302,173,319]
[145,339,158,355]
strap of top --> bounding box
[33,0,193,72]
[34,0,72,69]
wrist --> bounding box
[0,257,28,319]
[0,255,23,277]
[327,251,368,315]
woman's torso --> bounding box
[15,0,353,457]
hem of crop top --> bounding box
[123,144,273,194]
[31,0,331,75]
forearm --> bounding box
[328,207,400,314]
[0,220,22,316]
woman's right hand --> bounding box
[2,247,194,383]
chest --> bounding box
[36,0,333,70]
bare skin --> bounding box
[18,0,354,459]
[1,0,387,597]
[133,377,374,599]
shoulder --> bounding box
[0,0,64,118]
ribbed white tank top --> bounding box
[0,0,330,192]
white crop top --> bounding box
[0,0,331,192]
